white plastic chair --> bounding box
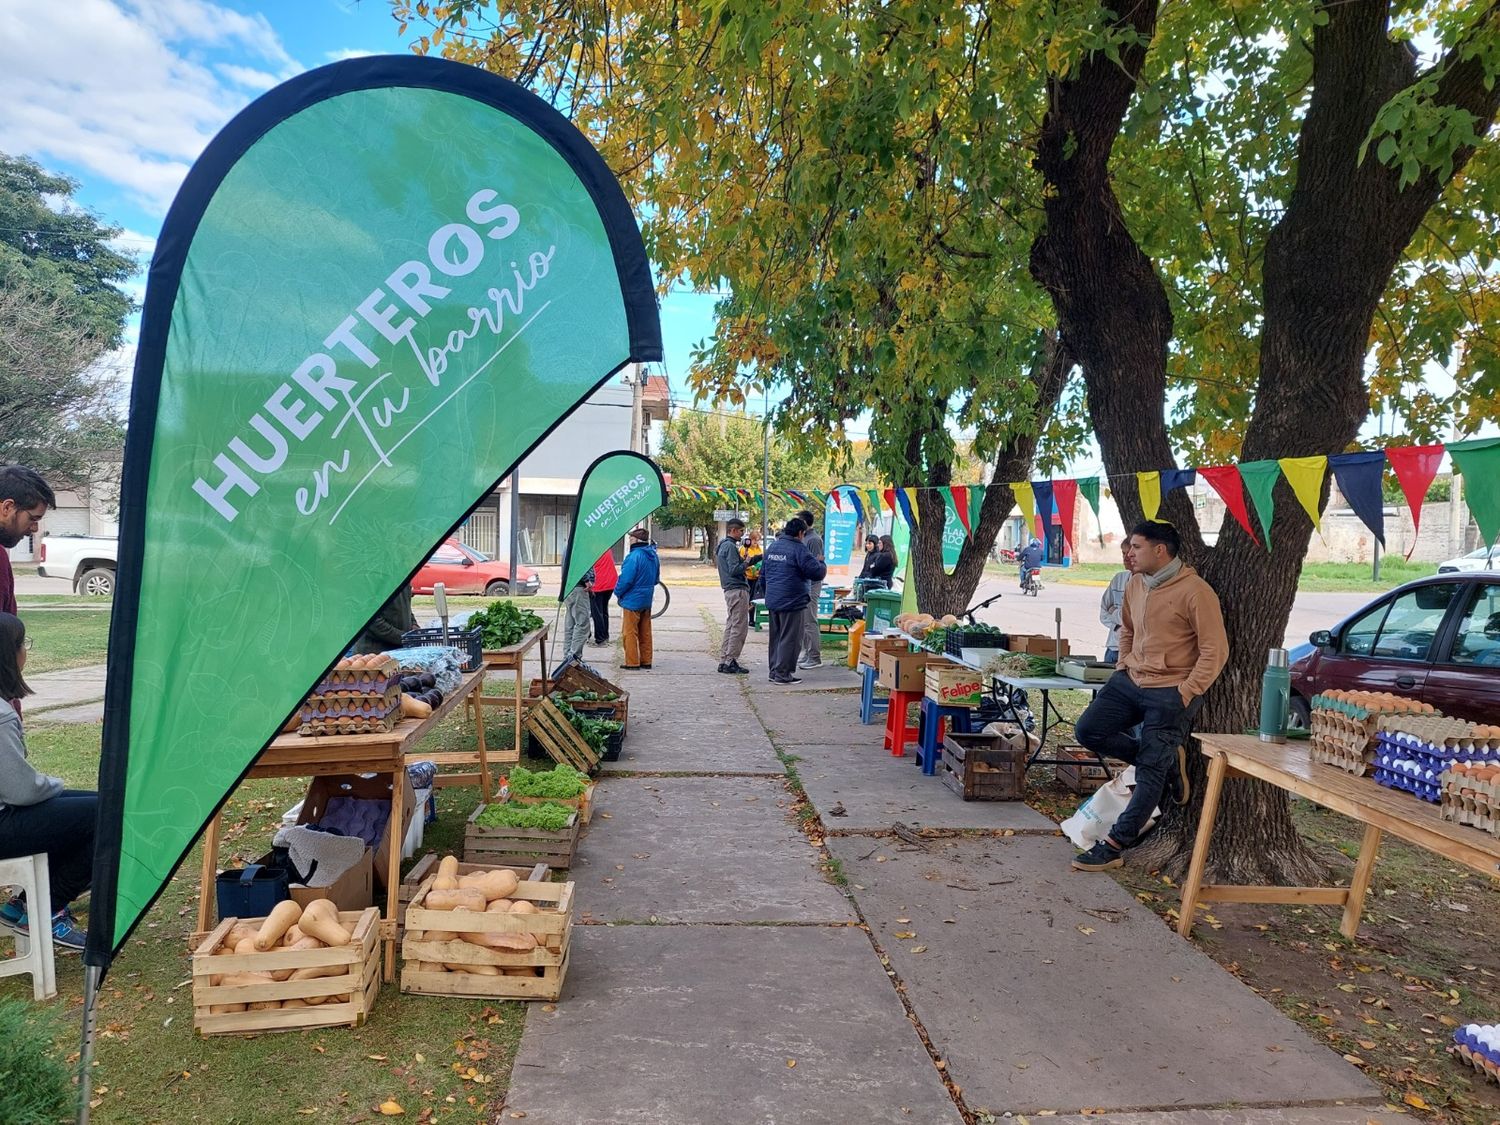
[0,853,57,1000]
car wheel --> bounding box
[484,581,512,597]
[1287,695,1311,732]
[79,567,116,597]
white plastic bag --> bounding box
[1059,766,1163,850]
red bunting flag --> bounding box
[1053,478,1079,552]
[952,485,971,534]
[830,489,842,511]
[1384,444,1444,558]
[883,487,896,516]
[1198,465,1261,546]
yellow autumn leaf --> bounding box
[379,1100,405,1116]
[1403,1093,1429,1110]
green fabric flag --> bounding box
[968,484,987,527]
[1238,460,1283,552]
[559,452,666,596]
[1077,477,1102,543]
[91,56,661,966]
[940,487,965,573]
[1447,437,1500,547]
[899,549,919,617]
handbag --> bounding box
[214,862,290,921]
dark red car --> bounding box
[1289,574,1500,726]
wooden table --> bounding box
[471,626,549,761]
[196,668,487,979]
[1178,734,1500,941]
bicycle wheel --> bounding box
[651,580,671,619]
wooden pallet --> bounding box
[191,908,381,1036]
[523,697,601,774]
[397,856,549,932]
[401,876,573,1000]
[941,733,1025,801]
[465,805,581,868]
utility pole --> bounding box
[761,385,771,545]
[508,469,522,593]
[630,365,648,539]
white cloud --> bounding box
[326,47,377,62]
[0,0,300,216]
[217,63,282,92]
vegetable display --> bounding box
[984,650,1056,678]
[552,699,623,754]
[473,802,576,832]
[469,600,545,650]
[506,764,589,799]
[202,897,358,1012]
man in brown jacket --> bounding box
[1072,520,1227,871]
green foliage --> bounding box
[468,600,544,649]
[0,997,73,1124]
[551,698,622,753]
[656,410,833,533]
[474,800,575,831]
[504,763,588,799]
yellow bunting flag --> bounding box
[1277,455,1328,531]
[902,487,921,526]
[1136,471,1162,522]
[1009,481,1035,530]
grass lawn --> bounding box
[0,698,562,1124]
[1041,557,1433,593]
[22,610,112,673]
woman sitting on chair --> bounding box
[0,613,95,949]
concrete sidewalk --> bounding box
[502,586,1393,1123]
[27,662,107,720]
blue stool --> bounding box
[917,699,975,776]
[859,663,889,725]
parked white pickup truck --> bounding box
[36,535,118,596]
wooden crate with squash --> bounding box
[401,856,574,1001]
[191,900,381,1036]
[397,855,549,933]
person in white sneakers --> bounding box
[796,509,826,669]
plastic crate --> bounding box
[944,629,1008,658]
[401,625,483,671]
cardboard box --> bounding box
[924,661,986,708]
[296,772,417,892]
[255,847,373,913]
[859,634,910,669]
[1009,634,1070,658]
[877,650,940,692]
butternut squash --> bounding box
[436,855,460,880]
[281,997,310,1009]
[485,899,513,913]
[508,901,539,916]
[461,929,536,951]
[433,875,459,892]
[289,963,344,982]
[216,971,275,987]
[254,900,303,950]
[209,1002,248,1014]
[298,907,351,947]
[458,868,518,902]
[232,937,260,956]
[226,922,260,946]
[400,693,432,719]
[248,1000,280,1011]
[423,888,486,913]
[445,962,501,975]
[282,924,306,945]
[503,967,540,977]
[423,930,460,943]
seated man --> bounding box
[1071,521,1227,871]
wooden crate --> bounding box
[191,908,381,1036]
[510,781,597,825]
[401,876,574,1000]
[465,804,581,868]
[858,635,909,669]
[397,855,549,931]
[941,732,1025,801]
[523,697,602,774]
[924,661,986,708]
[1054,746,1125,794]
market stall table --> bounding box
[470,625,548,762]
[989,673,1110,773]
[196,668,488,979]
[1178,734,1500,941]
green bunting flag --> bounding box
[1238,460,1283,552]
[1447,437,1500,546]
[940,486,965,573]
[559,452,666,597]
[90,56,661,969]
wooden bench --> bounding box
[1178,734,1500,941]
[749,599,852,635]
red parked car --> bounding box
[410,538,541,597]
[1289,574,1500,726]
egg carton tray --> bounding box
[299,694,402,722]
[1374,732,1500,765]
[1373,767,1441,804]
[1452,1038,1500,1086]
[1376,713,1500,752]
[297,710,400,736]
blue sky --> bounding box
[0,0,723,407]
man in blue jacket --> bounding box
[614,527,660,669]
[761,517,828,684]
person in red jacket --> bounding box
[589,549,618,644]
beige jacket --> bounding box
[1118,563,1228,704]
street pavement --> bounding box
[502,584,1394,1123]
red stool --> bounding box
[883,689,922,757]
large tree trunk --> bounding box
[1029,0,1500,881]
[910,333,1073,616]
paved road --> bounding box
[965,573,1370,656]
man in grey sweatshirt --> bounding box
[796,509,826,668]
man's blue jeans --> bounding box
[1075,672,1201,848]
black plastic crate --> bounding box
[401,625,484,671]
[944,628,1008,657]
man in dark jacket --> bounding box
[353,583,416,655]
[762,518,828,684]
[716,519,750,674]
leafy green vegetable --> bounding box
[553,698,623,753]
[506,763,588,799]
[474,801,575,831]
[469,599,545,649]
